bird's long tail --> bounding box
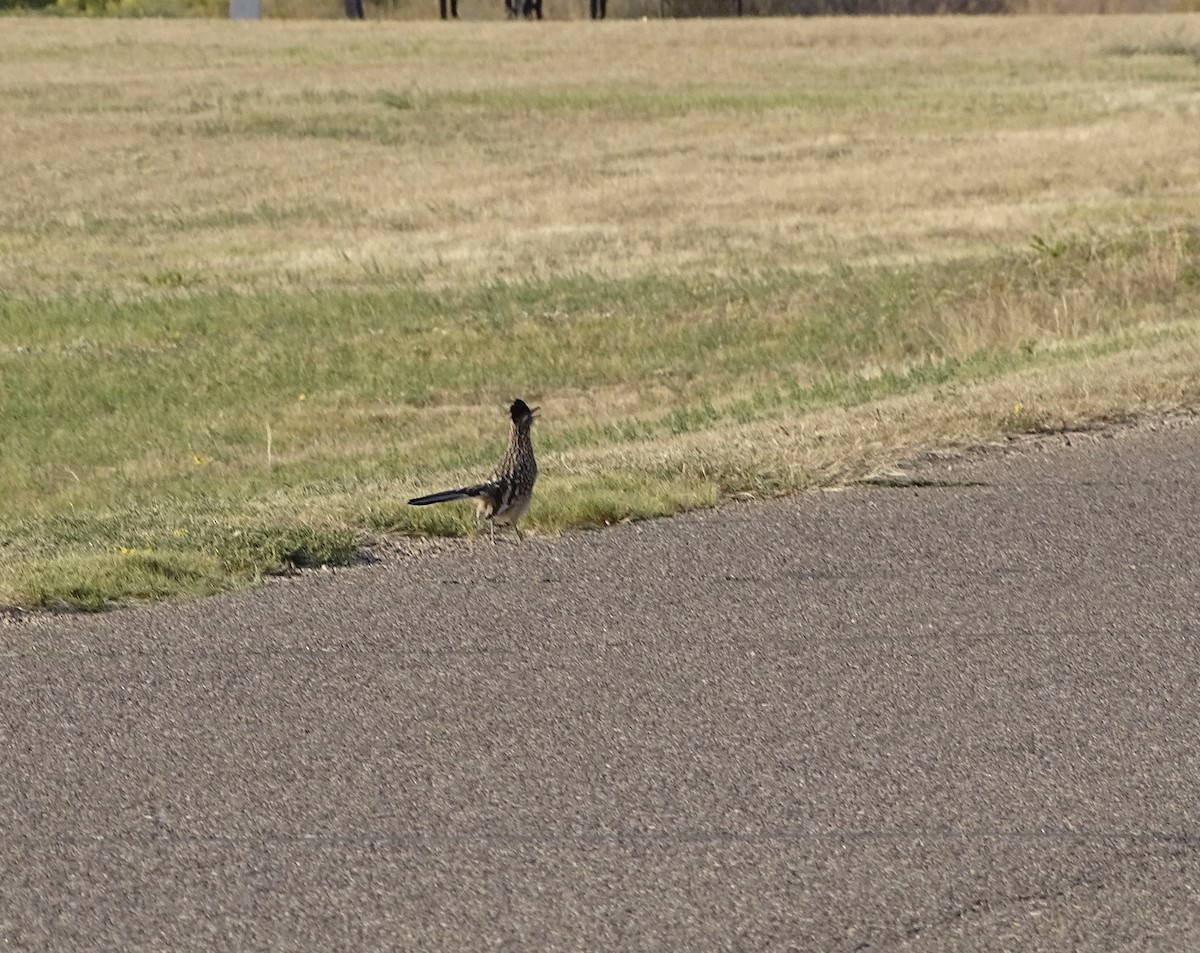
[407,484,489,506]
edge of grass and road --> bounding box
[2,229,1198,611]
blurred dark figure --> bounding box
[440,0,459,15]
[589,0,605,15]
[505,0,543,17]
[344,0,364,15]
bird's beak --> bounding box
[531,406,541,418]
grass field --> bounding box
[2,16,1199,609]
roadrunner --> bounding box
[408,399,539,542]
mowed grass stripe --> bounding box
[1,230,1198,609]
[2,230,1192,503]
[5,19,1200,298]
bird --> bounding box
[408,399,539,543]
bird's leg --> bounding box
[489,520,496,546]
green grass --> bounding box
[2,227,1199,609]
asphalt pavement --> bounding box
[3,417,1198,951]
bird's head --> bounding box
[510,399,539,425]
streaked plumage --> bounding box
[408,399,539,541]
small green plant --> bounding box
[376,90,416,111]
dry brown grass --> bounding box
[3,17,1199,295]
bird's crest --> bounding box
[510,399,538,422]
